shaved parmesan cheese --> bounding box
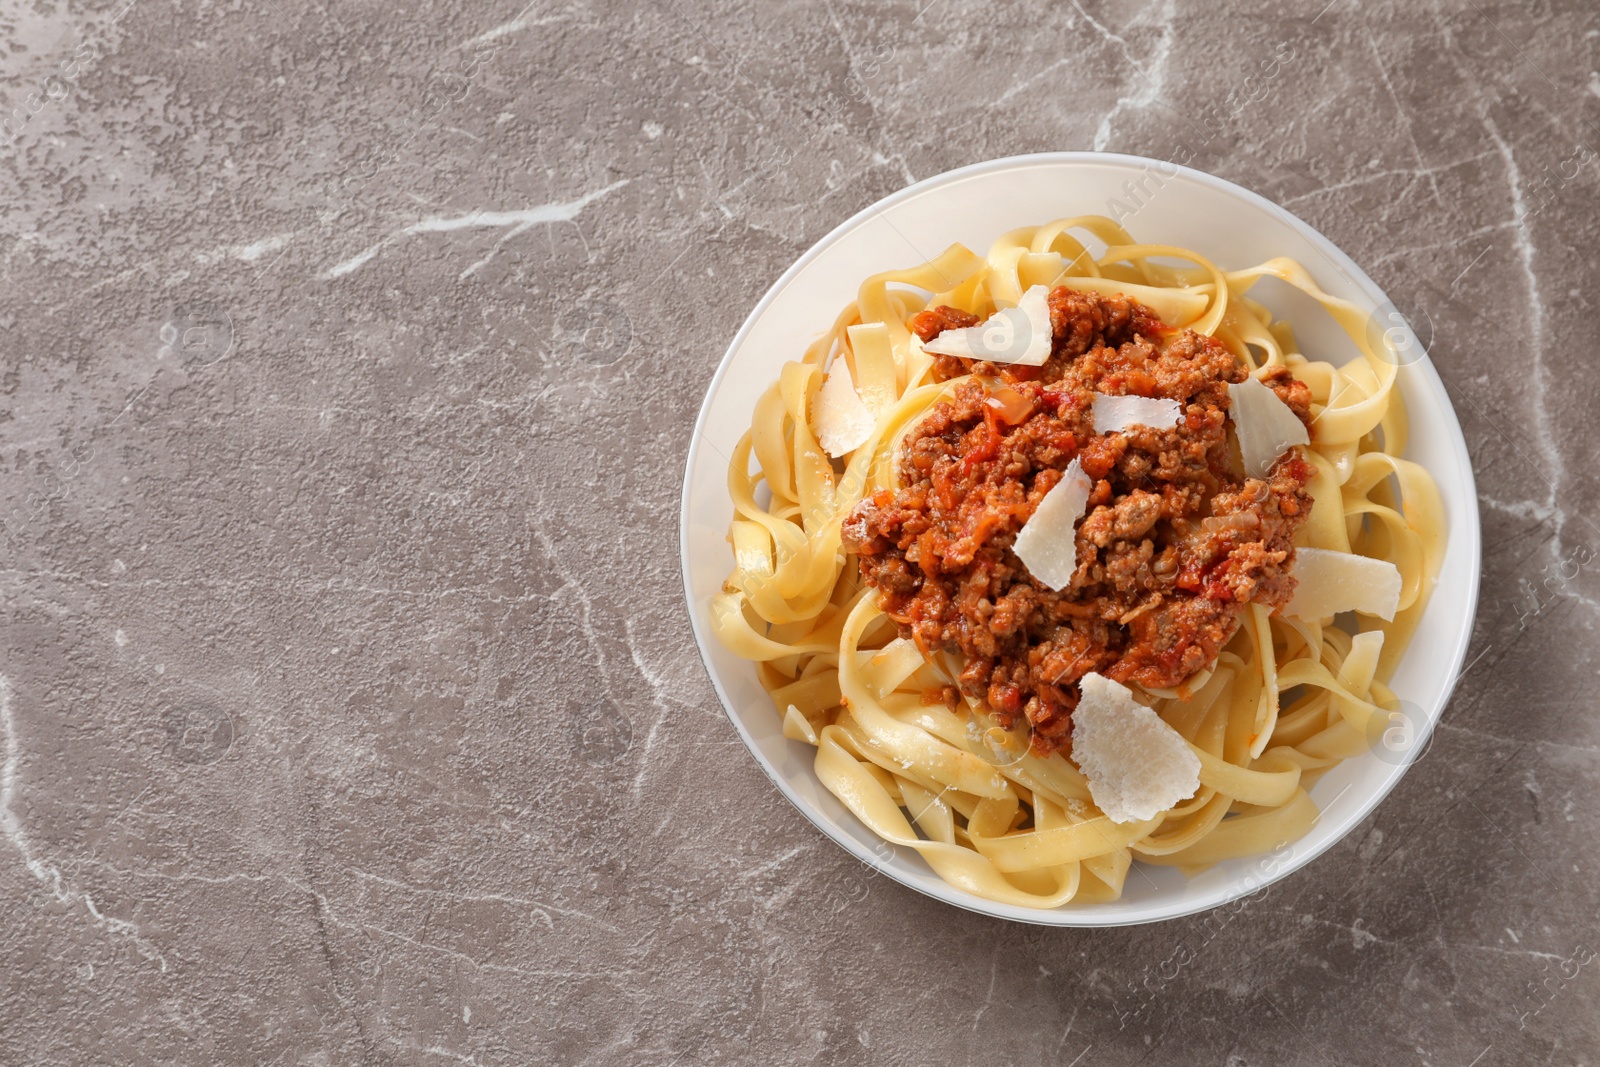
[1284,547,1403,622]
[1092,393,1183,434]
[1011,458,1092,590]
[1070,673,1201,824]
[1228,377,1310,478]
[814,359,876,457]
[922,285,1053,366]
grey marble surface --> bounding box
[0,0,1597,1064]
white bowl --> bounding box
[679,153,1481,926]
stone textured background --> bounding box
[1,0,1597,1063]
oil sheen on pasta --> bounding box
[710,216,1445,909]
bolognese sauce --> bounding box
[842,289,1315,751]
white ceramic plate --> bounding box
[679,153,1481,926]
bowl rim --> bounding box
[677,150,1482,927]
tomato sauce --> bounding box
[842,290,1315,751]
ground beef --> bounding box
[843,289,1315,751]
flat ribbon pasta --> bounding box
[710,217,1444,909]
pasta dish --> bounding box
[708,215,1444,909]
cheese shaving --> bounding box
[1011,458,1091,591]
[1070,673,1201,824]
[922,285,1053,366]
[814,359,876,457]
[1092,393,1184,434]
[1228,377,1310,478]
[1283,547,1403,622]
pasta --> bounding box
[709,215,1445,909]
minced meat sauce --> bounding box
[841,289,1315,751]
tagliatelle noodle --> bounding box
[709,217,1445,908]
